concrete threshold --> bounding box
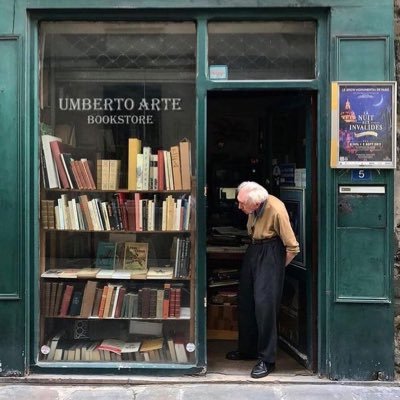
[1,372,400,387]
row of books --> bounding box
[128,138,191,191]
[42,281,187,320]
[41,193,191,232]
[41,265,178,280]
[45,334,189,363]
[42,133,192,192]
[41,134,96,190]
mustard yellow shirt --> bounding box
[247,194,300,255]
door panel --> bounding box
[0,36,26,376]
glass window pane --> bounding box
[39,21,196,366]
[208,21,316,80]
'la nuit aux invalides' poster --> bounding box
[331,82,396,169]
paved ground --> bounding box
[1,382,400,400]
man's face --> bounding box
[237,190,259,215]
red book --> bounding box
[162,283,171,319]
[49,141,74,189]
[157,149,165,190]
[169,287,176,318]
[134,193,141,232]
[174,287,181,318]
[70,160,84,189]
[81,159,96,189]
[59,284,74,316]
[75,160,90,189]
[125,199,135,231]
[98,286,109,318]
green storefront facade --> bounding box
[0,0,395,381]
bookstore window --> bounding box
[38,21,196,365]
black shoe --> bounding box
[226,350,258,361]
[250,360,276,378]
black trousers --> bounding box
[237,237,286,363]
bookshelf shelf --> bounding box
[45,188,191,194]
[44,229,191,234]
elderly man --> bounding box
[226,181,299,378]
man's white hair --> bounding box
[237,181,269,205]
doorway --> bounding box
[205,90,317,375]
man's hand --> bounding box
[285,252,296,267]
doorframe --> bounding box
[195,13,330,375]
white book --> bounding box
[60,153,74,188]
[161,200,167,231]
[166,151,174,190]
[110,285,122,318]
[136,154,143,190]
[142,146,151,190]
[93,199,104,230]
[174,198,182,231]
[60,194,70,229]
[57,198,65,229]
[54,205,60,229]
[96,269,114,279]
[184,195,191,230]
[75,202,85,230]
[41,134,61,188]
[101,202,111,231]
[147,200,154,231]
[88,200,100,230]
[163,150,170,190]
[112,270,132,279]
[68,199,79,230]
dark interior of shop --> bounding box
[206,90,312,375]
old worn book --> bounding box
[170,145,182,190]
[179,139,191,190]
[123,242,148,271]
[76,268,101,278]
[146,266,174,279]
[80,280,97,318]
[96,242,117,269]
[140,337,164,353]
[59,284,74,316]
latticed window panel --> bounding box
[46,33,196,71]
[208,22,316,80]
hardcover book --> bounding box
[95,242,117,269]
[123,242,148,271]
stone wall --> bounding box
[394,0,400,376]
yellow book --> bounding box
[128,138,142,190]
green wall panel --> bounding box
[0,37,20,298]
[330,304,394,380]
[337,38,389,81]
[336,228,388,301]
[0,2,15,34]
[0,36,25,376]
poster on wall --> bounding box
[330,81,397,169]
